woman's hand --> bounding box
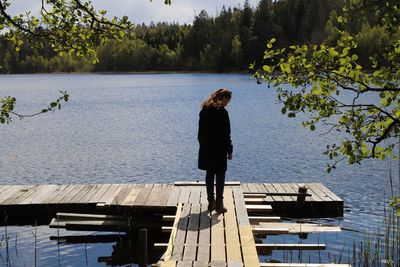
[227,153,233,160]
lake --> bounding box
[0,73,398,266]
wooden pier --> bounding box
[0,182,347,267]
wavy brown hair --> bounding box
[201,88,232,109]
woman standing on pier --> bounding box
[198,88,233,213]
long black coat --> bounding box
[198,106,233,171]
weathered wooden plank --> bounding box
[78,184,103,203]
[63,185,87,204]
[244,198,267,204]
[257,222,341,233]
[163,203,184,263]
[241,183,250,192]
[263,183,284,202]
[44,184,71,204]
[88,184,113,203]
[171,204,191,260]
[103,184,126,205]
[197,203,211,262]
[176,261,193,267]
[166,187,181,207]
[193,261,209,267]
[189,187,201,205]
[55,212,124,221]
[314,183,342,202]
[246,183,259,193]
[20,185,58,204]
[160,260,177,267]
[211,212,226,261]
[199,187,208,204]
[227,262,243,267]
[311,183,342,201]
[307,184,328,202]
[0,186,18,202]
[210,261,226,267]
[1,185,35,205]
[0,185,33,204]
[178,187,190,204]
[272,183,292,202]
[97,184,121,205]
[246,205,273,212]
[163,215,176,222]
[232,188,250,226]
[121,186,141,206]
[146,184,173,207]
[132,184,154,206]
[239,225,259,267]
[224,188,242,263]
[0,185,11,196]
[256,183,272,202]
[110,184,136,205]
[183,204,200,261]
[280,183,296,201]
[252,227,290,235]
[67,184,94,203]
[50,219,128,232]
[248,216,281,224]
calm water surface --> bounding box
[0,74,398,266]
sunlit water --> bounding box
[0,74,399,266]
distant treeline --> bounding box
[0,0,395,73]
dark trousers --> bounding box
[205,170,225,200]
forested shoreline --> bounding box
[0,0,395,73]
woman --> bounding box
[198,88,233,213]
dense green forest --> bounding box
[0,0,395,73]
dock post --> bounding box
[138,228,148,267]
[296,186,308,204]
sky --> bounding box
[6,0,260,25]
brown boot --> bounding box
[207,198,215,212]
[215,198,227,213]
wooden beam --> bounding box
[50,234,126,244]
[245,198,267,204]
[161,226,173,233]
[248,216,281,224]
[154,243,168,249]
[252,227,290,235]
[55,212,124,221]
[244,192,312,197]
[246,204,273,212]
[256,243,326,254]
[162,215,176,222]
[259,223,341,233]
[243,193,268,198]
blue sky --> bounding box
[7,0,260,25]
